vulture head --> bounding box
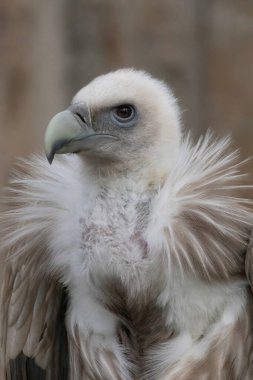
[45,69,181,178]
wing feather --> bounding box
[0,252,66,378]
[0,158,69,379]
[245,229,253,290]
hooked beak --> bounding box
[44,108,118,164]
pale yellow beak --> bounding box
[44,109,118,164]
[44,110,85,164]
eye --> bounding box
[112,105,135,123]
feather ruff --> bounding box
[0,133,253,379]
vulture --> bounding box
[0,68,253,380]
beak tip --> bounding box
[46,152,54,165]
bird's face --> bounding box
[44,69,181,175]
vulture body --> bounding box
[0,69,253,379]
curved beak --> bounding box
[44,109,118,164]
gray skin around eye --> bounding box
[94,108,139,136]
[110,106,136,126]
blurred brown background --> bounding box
[0,0,253,187]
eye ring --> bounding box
[112,105,135,123]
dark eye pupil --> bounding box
[116,106,132,119]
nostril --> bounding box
[75,112,86,124]
[69,103,89,125]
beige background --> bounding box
[1,0,253,187]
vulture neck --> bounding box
[79,146,175,189]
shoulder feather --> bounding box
[147,133,253,280]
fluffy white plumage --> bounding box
[0,69,253,379]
